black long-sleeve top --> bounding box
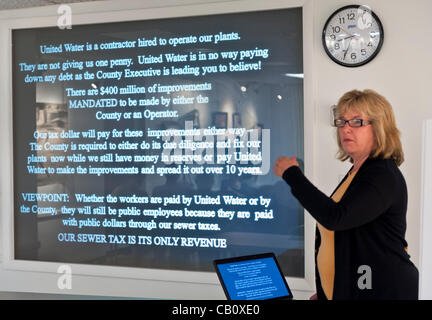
[282,157,418,300]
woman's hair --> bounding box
[335,89,404,166]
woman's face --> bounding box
[338,109,375,162]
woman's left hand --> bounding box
[273,156,299,177]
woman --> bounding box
[273,89,418,300]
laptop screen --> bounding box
[214,253,293,300]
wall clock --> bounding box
[322,5,384,67]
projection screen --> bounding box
[1,0,316,298]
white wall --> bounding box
[312,0,432,271]
[420,120,432,299]
[1,0,431,299]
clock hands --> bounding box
[338,35,355,42]
[338,26,360,41]
[343,38,353,60]
[337,27,359,60]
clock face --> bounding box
[322,5,384,67]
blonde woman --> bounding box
[274,89,418,300]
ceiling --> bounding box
[0,0,105,11]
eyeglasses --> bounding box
[334,118,372,128]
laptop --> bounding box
[213,252,294,300]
